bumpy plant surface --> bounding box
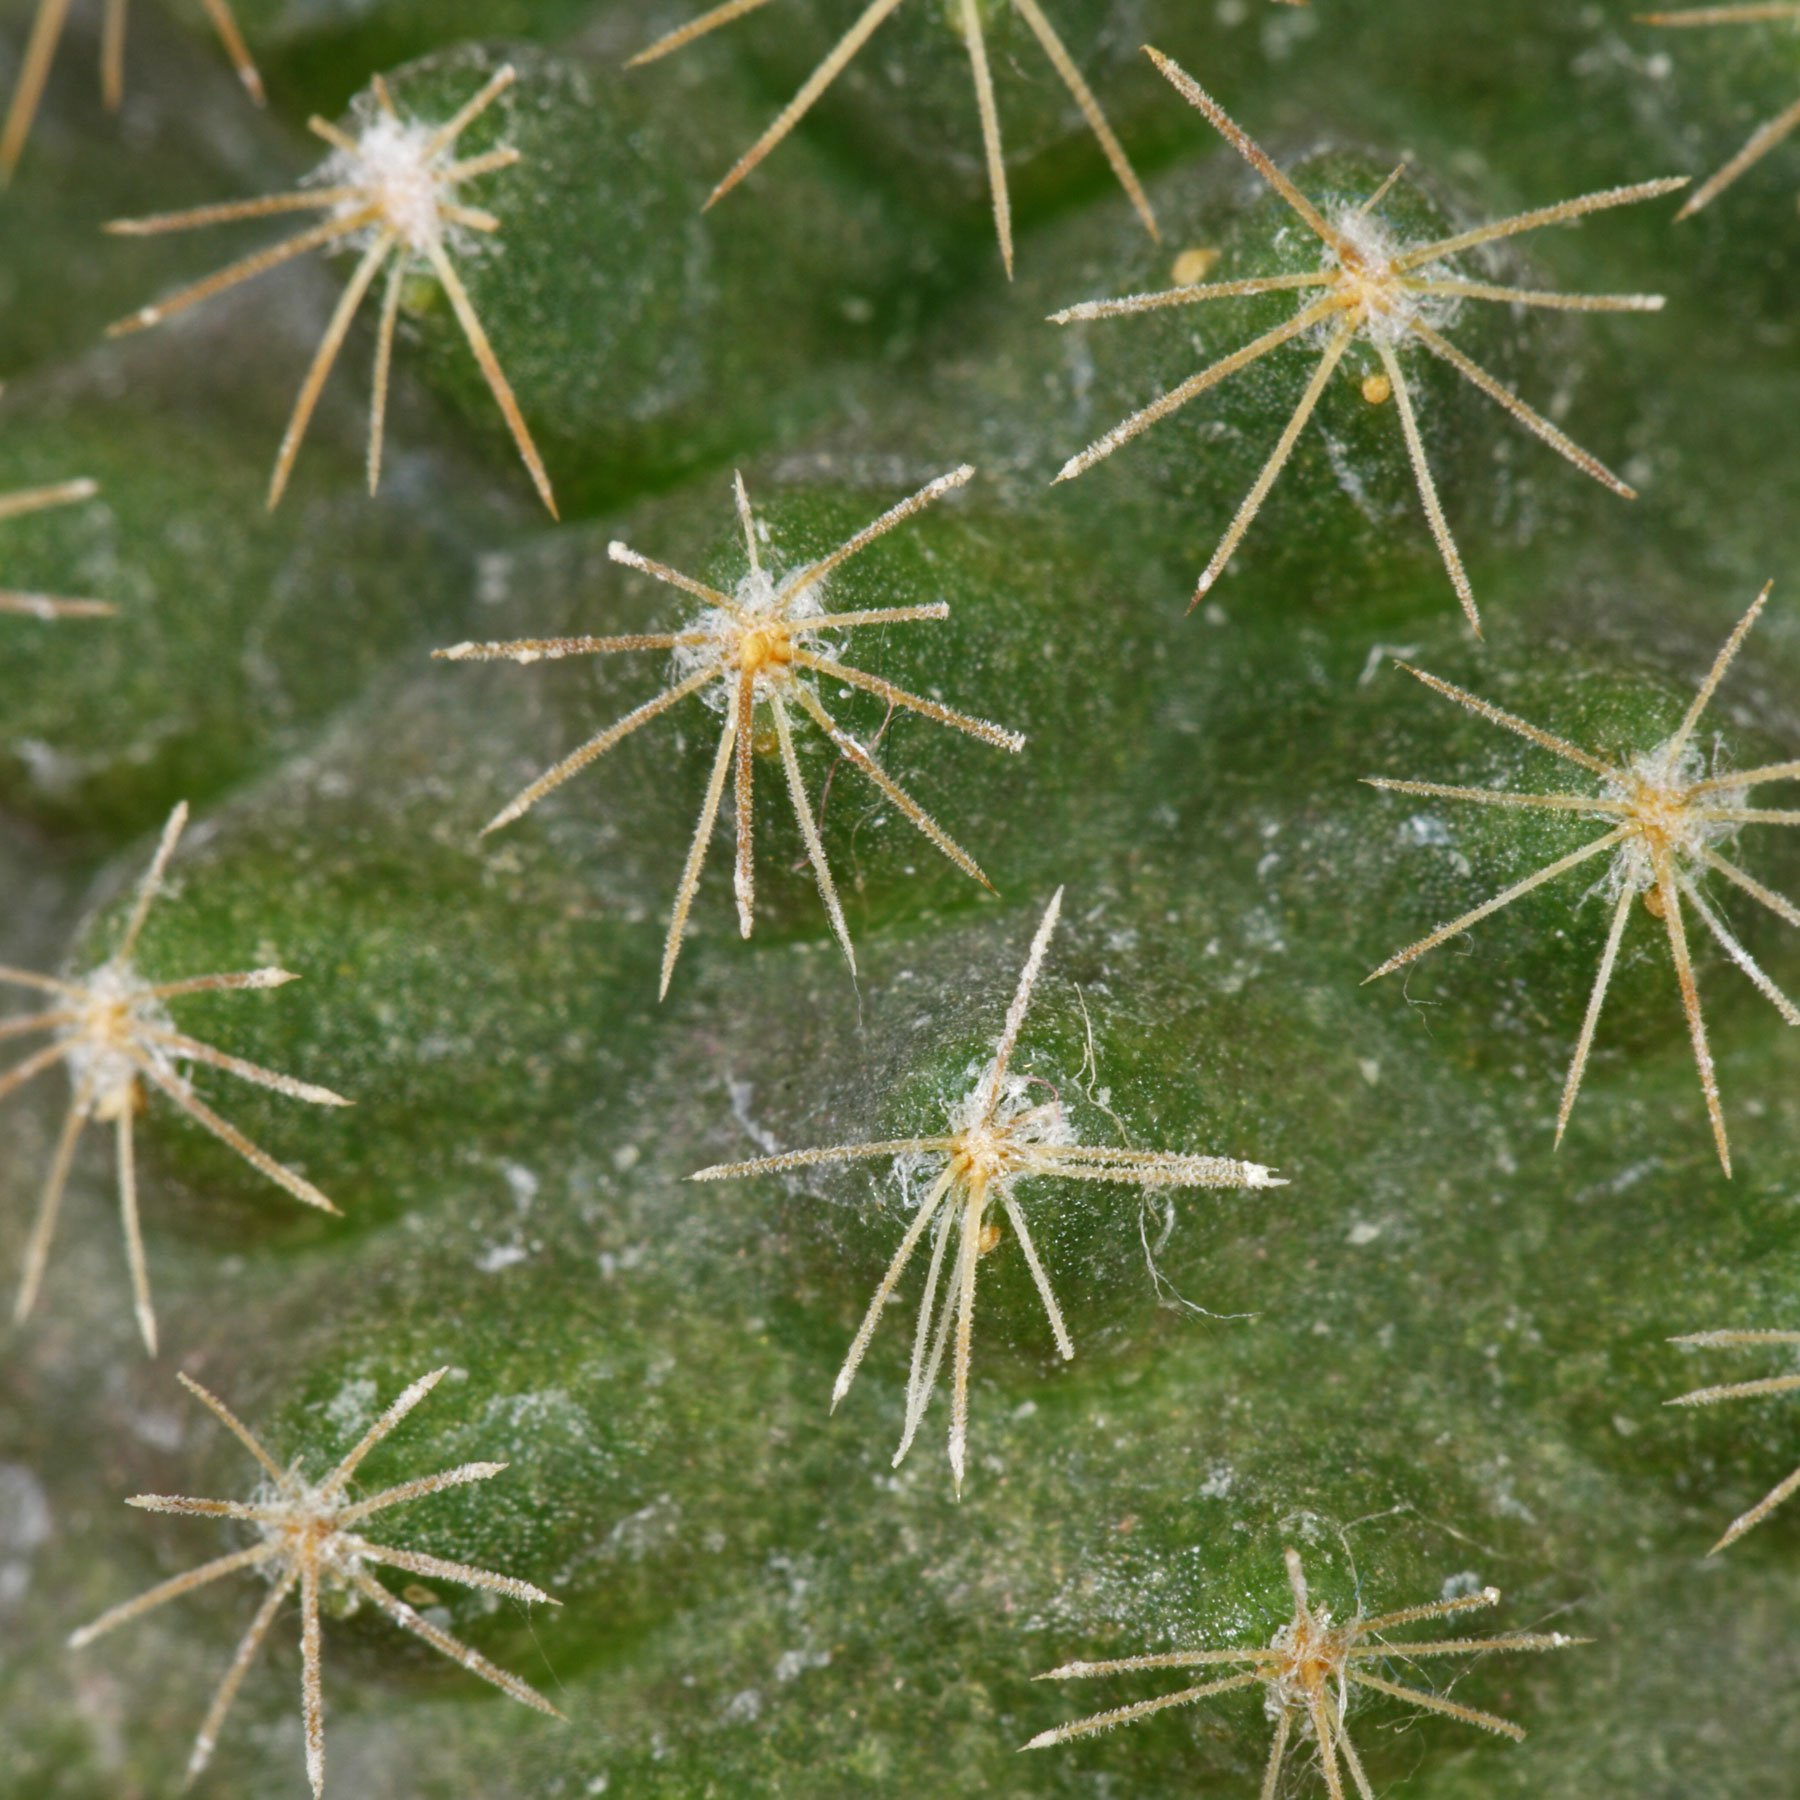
[2,2,1799,1796]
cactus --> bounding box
[1,2,1799,1797]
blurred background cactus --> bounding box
[2,2,1799,1795]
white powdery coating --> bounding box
[736,567,783,617]
[732,562,830,642]
[1229,1159,1287,1189]
[1318,205,1460,348]
[255,1484,374,1592]
[672,565,836,718]
[946,1062,1077,1154]
[59,961,175,1119]
[1604,738,1747,898]
[671,608,737,696]
[327,116,453,255]
[907,1063,1078,1203]
[1262,1615,1320,1719]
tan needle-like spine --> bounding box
[629,0,1159,273]
[437,466,1020,996]
[691,888,1284,1491]
[104,66,555,515]
[0,801,350,1351]
[71,1368,562,1796]
[1052,47,1681,629]
[1366,584,1799,1172]
[1669,1330,1800,1549]
[1,0,263,181]
[0,475,114,618]
[1026,1545,1584,1793]
[1640,6,1800,214]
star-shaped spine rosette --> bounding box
[1667,1329,1800,1550]
[0,801,350,1354]
[1051,48,1684,633]
[102,64,555,516]
[0,472,113,617]
[1025,1546,1584,1798]
[436,465,1024,998]
[1,0,263,182]
[627,0,1162,277]
[690,888,1284,1493]
[69,1367,563,1798]
[1641,6,1800,216]
[1364,584,1800,1175]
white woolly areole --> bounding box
[734,566,785,617]
[672,564,837,717]
[1263,1613,1335,1724]
[952,1061,1076,1147]
[1605,737,1747,897]
[327,116,453,255]
[251,1480,371,1596]
[59,961,175,1121]
[1311,205,1460,349]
